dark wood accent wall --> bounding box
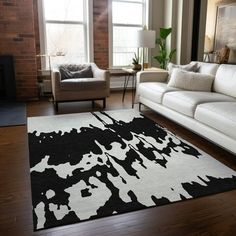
[191,0,201,61]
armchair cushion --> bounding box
[60,78,107,91]
[59,65,93,80]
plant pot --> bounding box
[132,64,142,71]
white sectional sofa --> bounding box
[136,62,236,154]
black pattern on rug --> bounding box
[28,110,236,230]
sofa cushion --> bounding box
[168,69,214,91]
[60,78,106,91]
[213,64,236,98]
[194,61,220,76]
[162,91,235,117]
[138,82,179,104]
[195,102,236,140]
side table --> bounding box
[37,70,52,97]
[121,68,138,108]
[108,68,135,107]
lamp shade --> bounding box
[136,30,156,48]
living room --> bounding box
[1,0,236,235]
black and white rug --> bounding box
[28,109,236,231]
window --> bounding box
[110,0,148,67]
[39,0,93,69]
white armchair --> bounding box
[51,63,110,111]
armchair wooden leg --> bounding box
[92,100,95,108]
[103,98,106,109]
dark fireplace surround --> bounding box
[0,55,16,100]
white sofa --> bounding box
[136,62,236,155]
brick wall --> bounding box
[0,0,38,100]
[93,0,109,69]
[33,0,41,71]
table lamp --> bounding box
[136,26,156,70]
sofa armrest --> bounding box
[135,69,168,103]
[51,69,61,99]
[136,70,169,84]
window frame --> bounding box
[37,0,93,70]
[109,0,150,68]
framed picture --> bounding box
[214,3,236,51]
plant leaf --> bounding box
[154,27,175,69]
[169,49,176,61]
[154,55,163,64]
[156,38,162,45]
[160,28,172,39]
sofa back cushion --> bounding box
[168,68,214,92]
[193,62,219,76]
[213,64,236,98]
[167,62,199,75]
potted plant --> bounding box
[132,52,142,71]
[154,27,176,69]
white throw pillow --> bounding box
[167,68,214,92]
[167,62,199,76]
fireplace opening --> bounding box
[0,55,16,101]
